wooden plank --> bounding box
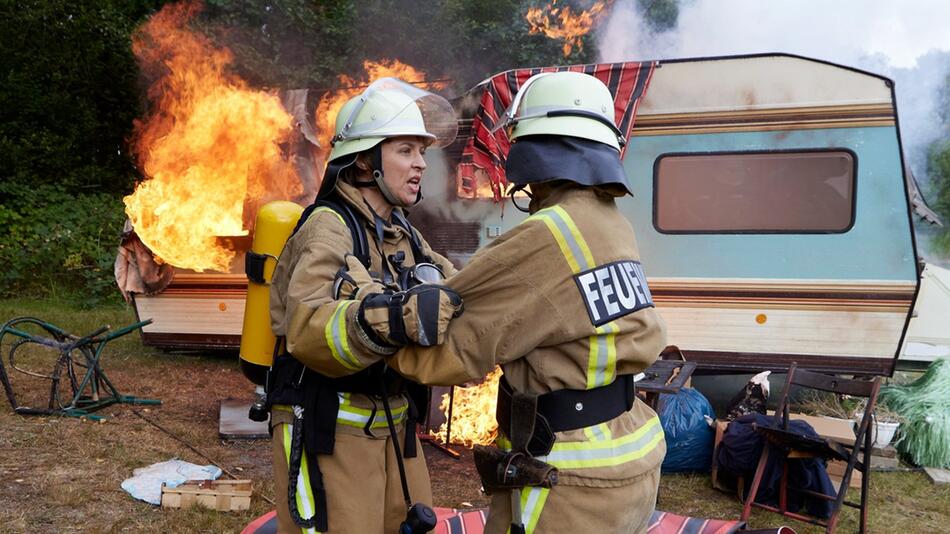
[924,467,950,485]
[161,480,253,511]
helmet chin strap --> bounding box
[353,143,421,207]
[508,184,532,213]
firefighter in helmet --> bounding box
[267,77,463,533]
[377,71,668,533]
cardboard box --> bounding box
[827,459,861,489]
[766,411,856,446]
[161,479,252,511]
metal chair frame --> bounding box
[740,362,880,533]
[0,316,160,420]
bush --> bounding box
[0,183,127,307]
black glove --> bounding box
[356,285,463,352]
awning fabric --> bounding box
[458,61,657,201]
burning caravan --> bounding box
[127,53,923,376]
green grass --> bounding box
[658,470,950,533]
[1,297,948,533]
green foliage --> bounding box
[637,0,679,32]
[0,0,167,192]
[197,0,585,93]
[427,0,594,89]
[926,138,950,255]
[1,0,596,304]
[880,359,950,468]
[0,183,127,307]
[199,0,357,88]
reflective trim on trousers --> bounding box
[324,300,362,371]
[336,392,408,429]
[497,416,664,470]
[274,398,407,430]
[281,423,320,534]
[506,486,550,534]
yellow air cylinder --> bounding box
[239,201,304,385]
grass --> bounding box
[658,470,950,533]
[1,298,948,533]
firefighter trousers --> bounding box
[272,421,432,533]
[483,466,660,534]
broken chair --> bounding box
[0,316,160,420]
[740,363,880,533]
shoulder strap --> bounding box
[291,195,372,268]
[391,210,432,264]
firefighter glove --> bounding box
[356,285,463,352]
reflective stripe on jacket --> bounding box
[388,183,668,484]
[269,181,455,435]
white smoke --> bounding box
[598,0,950,198]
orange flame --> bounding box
[314,60,446,160]
[436,367,503,447]
[124,1,301,272]
[526,1,611,56]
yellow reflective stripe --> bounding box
[521,487,550,534]
[541,416,664,469]
[528,206,616,388]
[282,424,319,534]
[527,213,581,273]
[324,301,361,371]
[586,321,619,389]
[312,206,345,225]
[526,206,593,274]
[497,416,664,470]
[550,206,595,268]
[583,422,613,442]
[336,392,408,429]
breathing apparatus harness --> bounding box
[264,192,439,533]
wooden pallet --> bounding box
[161,479,252,511]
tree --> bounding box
[637,0,679,33]
[926,139,950,255]
[0,0,167,192]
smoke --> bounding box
[598,0,950,200]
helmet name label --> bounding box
[574,260,654,326]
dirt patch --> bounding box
[0,302,489,531]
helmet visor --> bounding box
[336,77,458,149]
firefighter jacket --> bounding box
[388,183,668,485]
[268,180,456,432]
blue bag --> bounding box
[657,387,715,473]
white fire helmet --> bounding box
[319,77,458,205]
[492,71,625,151]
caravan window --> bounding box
[654,150,856,233]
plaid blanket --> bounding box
[457,61,657,201]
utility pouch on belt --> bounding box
[473,445,558,493]
[473,383,559,494]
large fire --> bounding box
[314,60,446,156]
[526,0,611,56]
[436,367,503,447]
[124,1,301,272]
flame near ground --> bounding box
[436,367,503,447]
[124,1,301,272]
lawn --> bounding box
[0,298,946,533]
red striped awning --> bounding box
[457,61,657,201]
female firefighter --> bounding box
[267,77,463,533]
[377,71,669,533]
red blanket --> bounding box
[458,61,657,201]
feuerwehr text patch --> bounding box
[573,260,654,326]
